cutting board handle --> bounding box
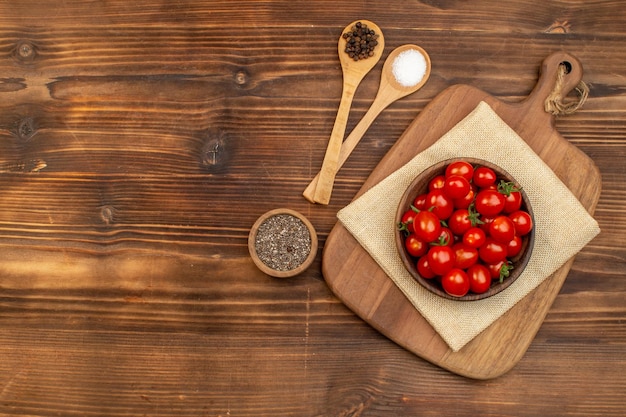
[522,52,584,121]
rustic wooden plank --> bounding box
[1,1,624,36]
[0,0,623,415]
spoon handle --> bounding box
[303,92,393,202]
[311,82,358,205]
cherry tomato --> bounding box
[441,269,470,297]
[474,189,506,217]
[425,190,454,220]
[462,227,486,248]
[478,215,496,233]
[473,166,497,188]
[503,190,522,213]
[452,243,478,269]
[417,256,436,279]
[507,235,523,258]
[428,175,446,191]
[436,226,455,247]
[448,209,472,236]
[478,238,508,264]
[467,264,491,294]
[412,193,428,211]
[413,210,442,243]
[489,215,516,244]
[486,260,513,282]
[445,161,474,182]
[405,234,429,257]
[428,245,455,276]
[509,210,533,236]
[453,186,475,209]
[399,209,417,234]
[443,175,471,199]
[400,209,417,225]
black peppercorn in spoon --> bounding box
[310,20,385,205]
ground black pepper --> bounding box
[254,214,312,271]
[342,21,379,61]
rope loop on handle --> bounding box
[544,63,589,116]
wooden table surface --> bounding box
[0,1,624,416]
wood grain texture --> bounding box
[0,0,624,416]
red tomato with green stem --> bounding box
[486,260,514,283]
[400,209,417,225]
[497,180,522,213]
[435,226,455,247]
[398,209,417,235]
[441,268,470,297]
[503,190,522,213]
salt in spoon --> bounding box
[303,44,431,203]
[311,20,385,205]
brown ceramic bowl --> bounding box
[248,208,318,278]
[395,158,535,301]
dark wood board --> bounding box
[323,52,602,379]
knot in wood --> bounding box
[202,138,222,166]
[199,129,230,173]
[545,19,571,34]
[15,41,36,62]
[17,117,37,141]
[100,206,116,225]
[234,69,248,86]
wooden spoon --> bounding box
[303,44,431,203]
[311,20,385,205]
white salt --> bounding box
[391,49,427,87]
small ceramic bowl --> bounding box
[395,158,535,301]
[248,208,318,278]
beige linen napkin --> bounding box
[337,101,600,352]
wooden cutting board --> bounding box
[322,52,602,379]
